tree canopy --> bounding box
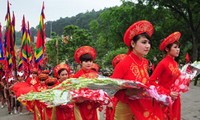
[34,1,200,72]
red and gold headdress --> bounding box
[112,54,127,68]
[38,73,49,81]
[74,46,96,64]
[45,77,57,86]
[91,63,99,72]
[41,70,50,74]
[159,31,181,51]
[124,20,154,47]
[54,63,71,78]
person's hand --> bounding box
[107,101,113,108]
[170,91,179,100]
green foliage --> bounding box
[39,0,200,71]
[101,47,127,70]
[46,25,95,68]
[146,0,200,61]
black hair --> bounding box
[164,41,180,53]
[80,53,93,62]
[58,68,68,76]
[130,32,151,49]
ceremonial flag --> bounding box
[4,0,12,70]
[18,59,23,70]
[0,24,4,61]
[185,52,190,63]
[27,21,34,69]
[11,11,16,69]
[21,15,28,64]
[34,2,46,68]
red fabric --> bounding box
[77,101,99,120]
[45,106,53,120]
[34,83,48,92]
[185,52,190,63]
[26,77,40,87]
[111,52,162,119]
[159,32,181,51]
[24,101,35,112]
[123,20,154,47]
[74,46,96,64]
[11,81,29,93]
[34,100,45,120]
[149,55,181,94]
[16,86,36,98]
[149,55,181,120]
[73,69,98,78]
[112,54,127,68]
[91,63,99,72]
[73,68,99,120]
[105,97,118,120]
[56,104,75,120]
[54,63,70,78]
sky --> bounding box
[0,0,122,31]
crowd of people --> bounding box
[0,20,184,120]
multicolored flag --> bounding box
[27,21,34,70]
[34,2,46,69]
[11,11,16,69]
[18,58,23,70]
[3,0,15,80]
[4,0,13,70]
[0,24,4,61]
[21,15,28,64]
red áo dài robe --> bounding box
[34,83,48,120]
[26,76,40,87]
[111,52,162,120]
[73,69,98,78]
[149,55,181,120]
[25,77,40,112]
[73,68,99,120]
[54,81,75,120]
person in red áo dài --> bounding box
[34,73,49,120]
[73,46,99,120]
[111,20,162,120]
[53,63,75,120]
[26,68,40,88]
[106,54,127,120]
[149,32,182,120]
[11,71,36,114]
[42,77,58,120]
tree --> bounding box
[146,0,200,61]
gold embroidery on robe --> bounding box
[168,63,179,78]
[130,63,149,83]
[143,111,150,118]
[35,105,41,120]
[30,79,37,85]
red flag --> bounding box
[185,52,190,63]
[34,2,46,69]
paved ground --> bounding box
[0,107,33,120]
[0,82,199,120]
[181,83,200,120]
